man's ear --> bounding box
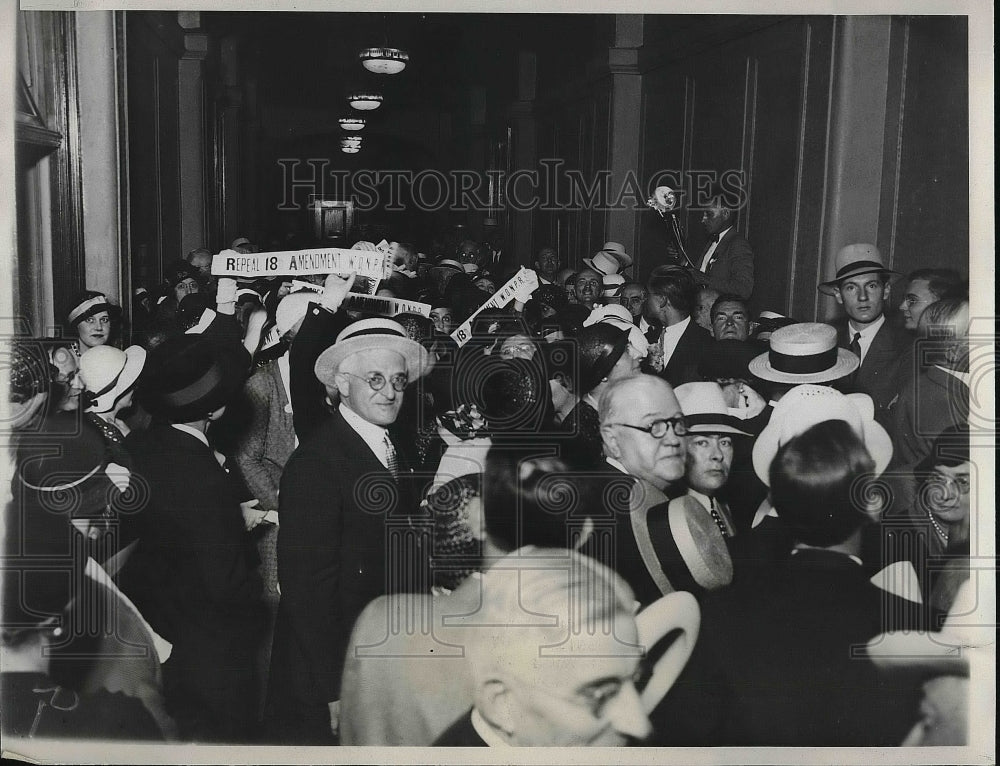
[601,425,621,460]
[881,281,891,301]
[478,678,517,739]
[832,286,845,306]
[333,372,350,399]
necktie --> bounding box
[709,498,733,538]
[384,434,399,479]
[849,331,862,363]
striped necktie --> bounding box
[384,434,399,479]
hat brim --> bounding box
[748,348,859,384]
[315,336,431,386]
[635,591,701,714]
[752,403,894,485]
[664,495,734,591]
[818,266,901,295]
[686,421,752,437]
[604,251,633,269]
[91,346,147,413]
[865,630,971,677]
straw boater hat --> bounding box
[634,591,701,714]
[752,384,894,486]
[659,495,734,592]
[748,322,859,384]
[79,345,147,413]
[751,310,798,343]
[314,318,431,386]
[601,273,626,298]
[818,243,900,296]
[674,382,751,436]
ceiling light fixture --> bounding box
[347,92,383,111]
[359,47,409,75]
[339,116,366,131]
[341,146,361,154]
[340,137,362,149]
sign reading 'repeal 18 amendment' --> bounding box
[211,247,391,280]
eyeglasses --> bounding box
[927,473,971,495]
[508,661,651,719]
[341,371,409,393]
[609,416,688,438]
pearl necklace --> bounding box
[927,511,949,545]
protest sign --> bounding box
[450,267,539,347]
[211,247,390,281]
[288,281,430,318]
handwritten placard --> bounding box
[211,247,390,281]
[450,267,539,347]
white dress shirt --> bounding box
[700,226,733,272]
[660,315,691,366]
[847,314,885,365]
[935,365,971,387]
[339,403,391,470]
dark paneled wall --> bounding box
[125,13,183,289]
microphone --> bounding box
[646,186,696,269]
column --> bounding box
[178,12,209,255]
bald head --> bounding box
[599,373,678,424]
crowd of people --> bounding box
[3,195,983,749]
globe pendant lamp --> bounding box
[359,47,408,75]
[340,137,362,154]
[339,116,366,131]
[347,92,383,111]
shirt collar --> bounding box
[791,544,863,567]
[338,402,389,443]
[848,313,885,339]
[688,488,714,511]
[171,423,209,448]
[713,226,733,244]
[663,314,690,339]
[605,456,629,475]
[471,709,510,747]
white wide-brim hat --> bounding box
[866,579,993,678]
[583,250,624,276]
[635,591,701,714]
[748,322,859,384]
[314,318,431,386]
[79,344,147,413]
[818,243,900,296]
[752,384,893,485]
[675,382,752,436]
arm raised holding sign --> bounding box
[289,272,357,443]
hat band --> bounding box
[69,296,110,325]
[342,327,407,340]
[160,363,224,410]
[685,413,745,431]
[834,260,888,280]
[769,346,838,374]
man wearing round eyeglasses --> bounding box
[268,313,431,744]
[435,549,652,746]
[591,374,688,607]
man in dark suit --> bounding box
[123,336,264,742]
[691,418,923,745]
[266,317,431,744]
[642,267,711,387]
[819,243,912,424]
[696,187,754,300]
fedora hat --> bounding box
[818,243,900,295]
[674,382,751,436]
[79,345,146,413]
[600,241,633,269]
[314,317,431,386]
[601,273,625,298]
[430,258,464,275]
[137,335,248,423]
[582,250,624,277]
[583,303,649,357]
[752,384,894,485]
[748,322,859,384]
[275,291,315,336]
